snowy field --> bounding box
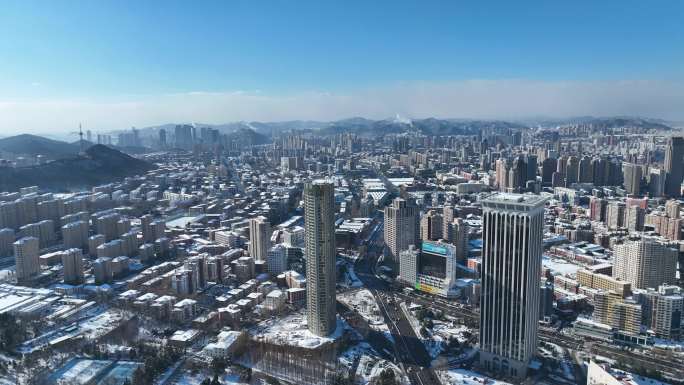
[437,368,511,385]
[542,256,580,276]
[250,311,345,349]
[171,371,247,385]
[338,289,394,343]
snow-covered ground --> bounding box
[400,301,473,360]
[249,311,345,349]
[338,289,394,343]
[355,354,407,385]
[437,368,511,385]
[171,370,248,385]
[542,256,580,277]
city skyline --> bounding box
[1,1,684,133]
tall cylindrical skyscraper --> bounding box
[479,193,545,379]
[304,180,337,336]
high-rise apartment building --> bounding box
[622,162,642,196]
[606,202,626,229]
[420,210,443,241]
[625,205,645,232]
[304,181,337,336]
[384,198,418,262]
[634,285,683,340]
[14,236,40,283]
[62,248,84,284]
[62,220,89,250]
[479,193,545,379]
[0,228,15,257]
[248,216,271,261]
[613,236,678,290]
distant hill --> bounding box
[315,117,527,137]
[522,116,676,130]
[0,134,80,158]
[0,144,155,191]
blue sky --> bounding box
[0,1,683,132]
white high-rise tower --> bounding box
[479,193,545,379]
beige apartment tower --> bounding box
[304,181,337,336]
[384,198,418,262]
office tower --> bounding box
[613,236,678,290]
[541,157,557,186]
[248,216,271,261]
[420,210,443,241]
[622,162,642,196]
[304,180,337,336]
[664,136,684,197]
[62,220,89,249]
[14,237,40,283]
[479,193,545,379]
[606,202,626,229]
[384,198,418,262]
[62,248,84,284]
[565,156,579,185]
[0,228,15,257]
[625,206,645,232]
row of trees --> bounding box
[0,313,27,352]
[127,345,182,385]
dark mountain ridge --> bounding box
[0,144,155,191]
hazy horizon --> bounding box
[1,1,682,134]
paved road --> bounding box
[354,249,442,385]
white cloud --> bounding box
[0,79,682,134]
